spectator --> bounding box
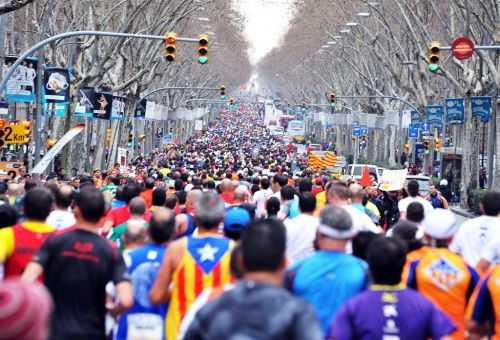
[398,180,434,219]
[265,197,281,218]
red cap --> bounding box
[0,279,53,340]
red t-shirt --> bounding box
[105,206,151,227]
[140,189,154,209]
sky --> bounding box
[234,0,295,65]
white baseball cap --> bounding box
[423,209,458,239]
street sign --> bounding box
[426,105,444,128]
[422,122,430,135]
[162,134,173,145]
[408,126,419,139]
[352,126,361,137]
[445,98,465,124]
[471,96,492,123]
[360,126,368,136]
[0,125,29,145]
[451,36,475,60]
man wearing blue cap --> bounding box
[224,206,251,240]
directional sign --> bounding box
[360,126,369,136]
[451,36,475,60]
[408,126,420,139]
[0,125,29,146]
[352,126,361,137]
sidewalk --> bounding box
[449,204,477,219]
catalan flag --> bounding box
[308,152,337,170]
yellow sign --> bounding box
[0,125,29,145]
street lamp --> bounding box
[357,12,370,17]
[339,29,351,34]
[327,41,337,45]
[197,17,210,21]
[345,22,360,26]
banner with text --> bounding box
[471,96,492,123]
[445,98,464,124]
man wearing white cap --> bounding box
[407,209,479,340]
[285,205,368,335]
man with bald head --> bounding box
[220,179,235,205]
[115,207,176,339]
[175,189,202,238]
[46,184,76,230]
[109,197,148,251]
[349,183,380,225]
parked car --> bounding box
[405,175,431,195]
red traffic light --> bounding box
[164,32,177,62]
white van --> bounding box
[348,164,380,182]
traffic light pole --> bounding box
[0,30,199,171]
[140,86,220,100]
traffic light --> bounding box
[404,143,410,153]
[220,85,226,98]
[435,138,442,152]
[329,92,336,106]
[197,34,209,65]
[428,41,441,73]
[164,32,177,62]
[22,120,31,143]
[106,128,112,147]
[139,134,146,143]
[229,97,234,105]
[47,138,57,150]
[128,132,133,147]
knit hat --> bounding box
[423,208,458,239]
[224,207,251,234]
[0,279,53,340]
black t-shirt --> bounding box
[34,228,130,340]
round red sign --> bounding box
[451,36,475,60]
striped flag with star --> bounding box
[166,236,233,340]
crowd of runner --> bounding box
[1,105,500,340]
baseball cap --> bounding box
[224,207,251,234]
[422,208,458,239]
[0,279,53,340]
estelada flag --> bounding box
[359,165,373,187]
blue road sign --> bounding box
[352,126,361,137]
[471,96,492,123]
[409,126,419,139]
[446,98,464,124]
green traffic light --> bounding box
[198,56,208,65]
[428,64,439,73]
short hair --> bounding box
[129,197,146,215]
[144,177,155,189]
[273,175,287,187]
[481,192,500,216]
[391,220,422,253]
[24,179,38,192]
[206,180,216,190]
[280,185,295,201]
[320,205,353,235]
[0,204,18,228]
[406,202,424,223]
[165,194,178,210]
[123,182,141,204]
[266,197,280,217]
[261,178,270,190]
[24,188,53,221]
[149,208,176,244]
[352,231,381,261]
[174,179,184,191]
[75,187,106,223]
[124,220,147,245]
[241,219,286,272]
[55,185,74,209]
[407,180,419,197]
[367,237,407,285]
[328,183,350,201]
[109,176,121,186]
[299,192,316,213]
[194,192,225,230]
[298,178,312,193]
[152,188,166,206]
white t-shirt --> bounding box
[253,188,273,218]
[450,215,500,266]
[398,196,434,216]
[481,237,500,264]
[284,213,318,263]
[342,205,381,234]
[46,209,76,230]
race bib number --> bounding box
[127,313,163,340]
